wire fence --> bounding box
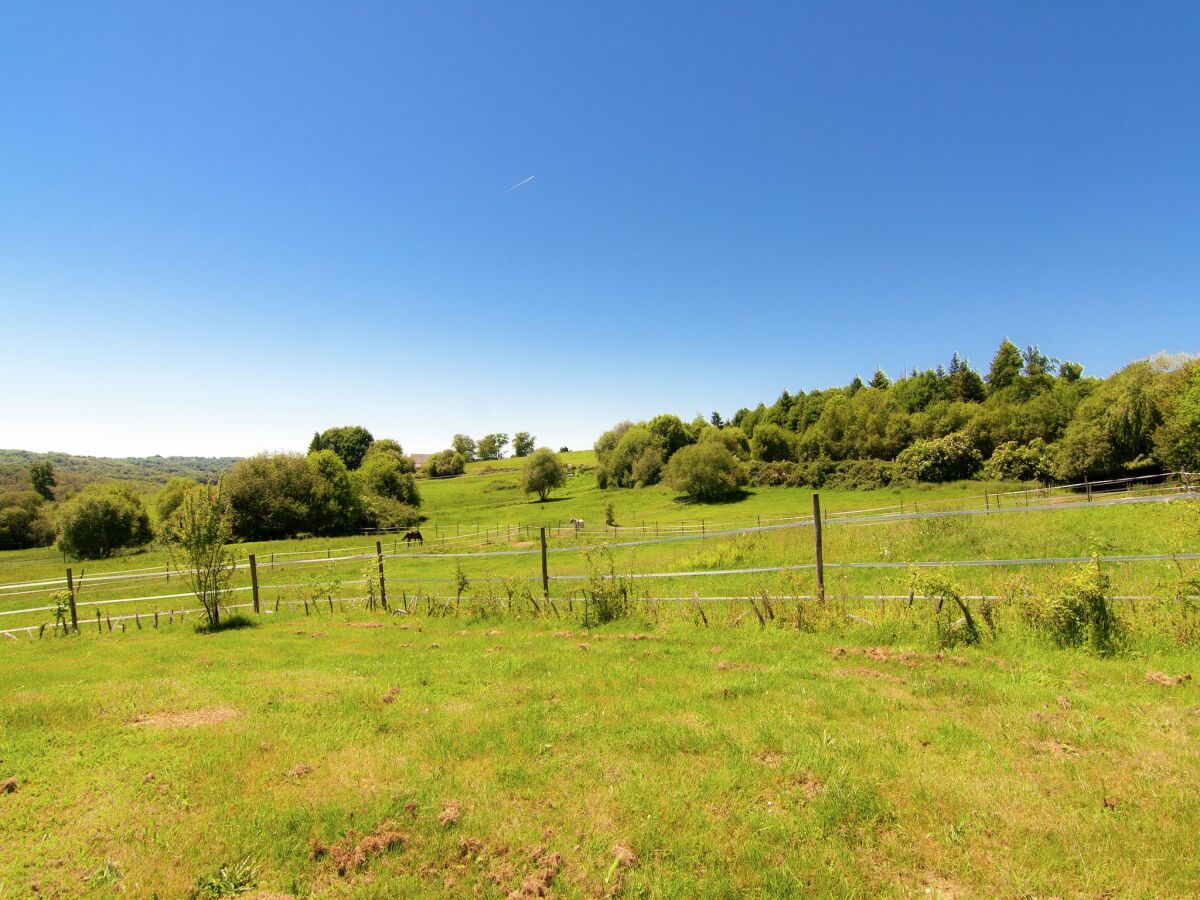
[2,472,1190,633]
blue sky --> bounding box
[2,2,1198,457]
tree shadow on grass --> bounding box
[670,489,754,506]
[194,614,259,635]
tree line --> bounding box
[593,341,1200,500]
[1,424,561,557]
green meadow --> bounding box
[1,459,1198,897]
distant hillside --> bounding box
[0,449,240,495]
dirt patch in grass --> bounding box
[1035,740,1080,757]
[2,777,17,794]
[833,646,965,667]
[611,843,636,868]
[791,772,823,801]
[752,750,784,768]
[1146,671,1192,686]
[287,763,313,778]
[382,687,401,704]
[831,667,905,685]
[348,622,384,628]
[327,820,406,876]
[508,846,561,898]
[129,707,240,728]
[439,800,462,827]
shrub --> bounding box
[630,447,664,486]
[984,439,1053,482]
[367,496,420,530]
[161,485,235,626]
[699,425,751,460]
[910,569,984,648]
[1021,559,1120,655]
[422,450,467,478]
[603,426,661,488]
[57,483,152,559]
[363,439,415,472]
[520,448,565,501]
[307,450,366,535]
[582,549,632,626]
[224,454,316,541]
[663,443,747,502]
[823,459,895,491]
[750,423,796,462]
[895,432,982,482]
[0,491,55,549]
[156,477,197,523]
[358,454,421,506]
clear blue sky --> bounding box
[2,2,1198,457]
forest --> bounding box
[594,340,1200,494]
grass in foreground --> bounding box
[2,610,1199,897]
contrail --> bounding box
[506,175,535,192]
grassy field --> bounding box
[2,465,1198,896]
[2,611,1199,897]
[2,486,1196,638]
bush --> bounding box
[0,491,55,549]
[521,448,566,501]
[1020,559,1120,655]
[663,443,747,502]
[155,477,197,523]
[602,426,661,488]
[630,447,664,486]
[910,569,985,648]
[984,439,1053,482]
[162,484,235,626]
[750,423,796,462]
[358,454,421,506]
[364,496,421,530]
[422,450,467,478]
[582,549,632,626]
[224,454,316,541]
[823,459,895,490]
[57,483,152,559]
[307,450,366,536]
[895,432,982,482]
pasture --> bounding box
[2,612,1199,897]
[2,469,1198,896]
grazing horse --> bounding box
[569,517,585,532]
[402,529,424,544]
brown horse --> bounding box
[402,529,424,544]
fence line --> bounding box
[4,550,1197,622]
[1,476,1194,607]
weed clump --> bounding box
[189,857,258,898]
[582,548,632,626]
[910,569,984,648]
[1020,557,1121,655]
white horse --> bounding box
[569,517,585,532]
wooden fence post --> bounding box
[540,527,549,604]
[66,568,78,633]
[812,493,825,601]
[376,541,388,611]
[248,554,260,614]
